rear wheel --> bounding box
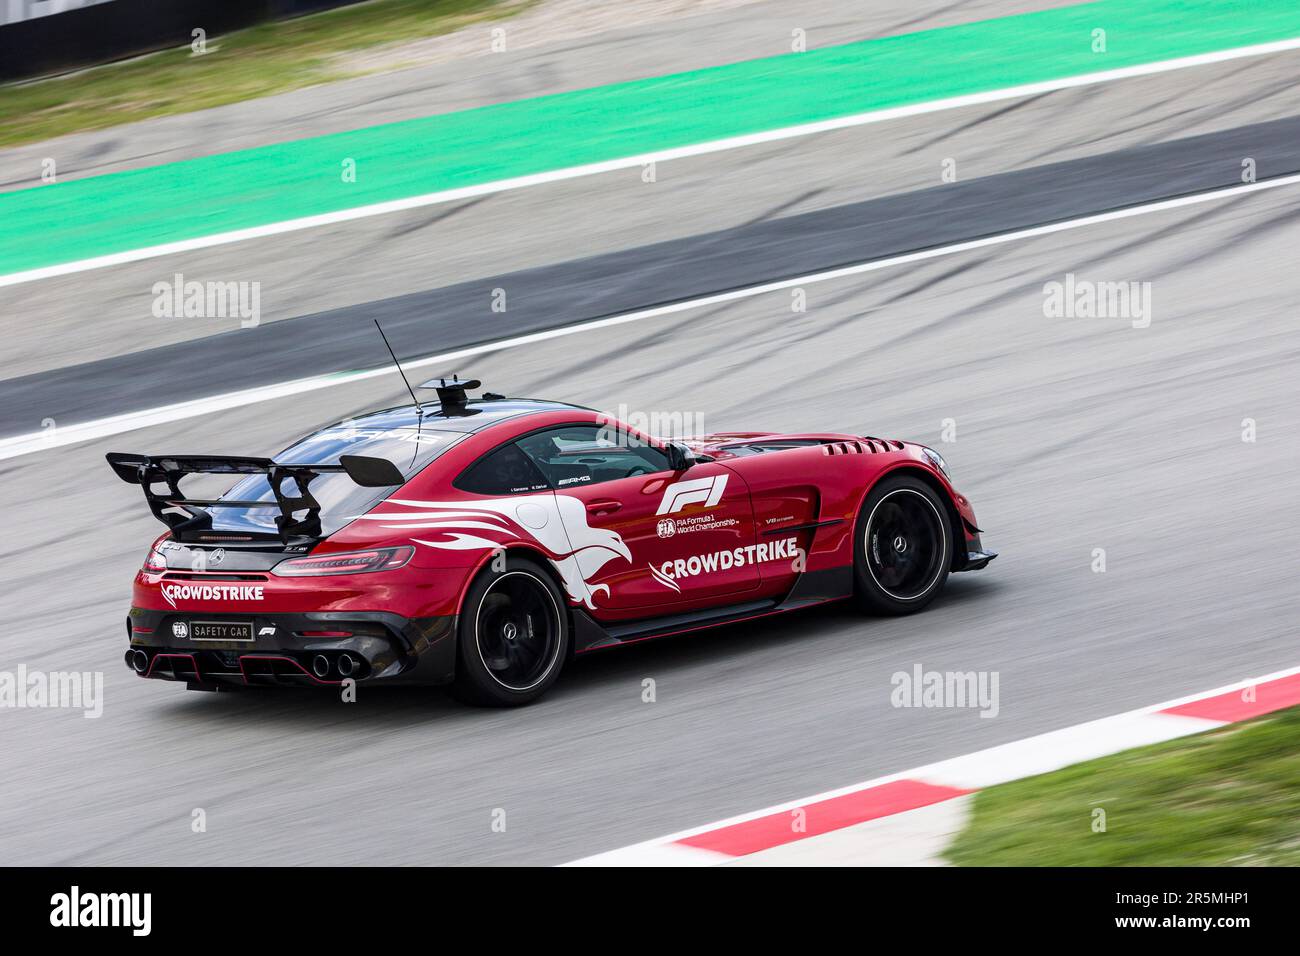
[853,475,952,614]
[452,557,569,706]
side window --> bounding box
[516,425,671,488]
[455,442,550,496]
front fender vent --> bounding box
[822,438,903,455]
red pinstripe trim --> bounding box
[144,652,201,682]
[237,655,341,686]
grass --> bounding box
[0,0,531,149]
[946,707,1300,866]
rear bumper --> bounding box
[125,608,457,687]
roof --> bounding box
[323,397,590,435]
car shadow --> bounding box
[151,573,1006,728]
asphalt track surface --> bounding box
[2,6,1299,865]
[6,40,1300,380]
[8,111,1300,437]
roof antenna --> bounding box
[373,320,421,413]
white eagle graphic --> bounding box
[354,495,631,610]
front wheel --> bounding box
[853,475,953,614]
[452,557,569,706]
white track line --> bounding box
[4,35,1300,290]
[4,172,1299,462]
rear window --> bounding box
[454,442,550,496]
[209,424,461,535]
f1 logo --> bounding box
[656,475,728,515]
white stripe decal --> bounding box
[5,35,1300,290]
[4,173,1300,462]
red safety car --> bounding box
[109,378,995,705]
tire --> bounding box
[853,475,953,615]
[451,556,569,706]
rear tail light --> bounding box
[143,546,168,573]
[271,546,414,577]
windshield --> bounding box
[208,420,462,536]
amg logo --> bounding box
[50,886,151,936]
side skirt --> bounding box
[572,566,853,654]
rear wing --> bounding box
[106,452,404,543]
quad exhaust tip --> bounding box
[131,649,149,674]
[311,655,330,679]
[337,653,357,678]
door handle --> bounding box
[586,499,622,516]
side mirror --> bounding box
[664,441,694,472]
[340,455,405,487]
